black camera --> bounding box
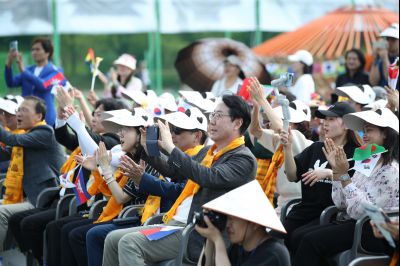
[193,210,227,231]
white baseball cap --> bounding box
[113,54,137,70]
[273,100,311,123]
[343,108,398,133]
[202,180,286,234]
[380,23,399,39]
[288,50,314,66]
[0,95,24,115]
[335,85,376,105]
[224,55,243,68]
[160,107,207,132]
[158,92,178,112]
[102,107,153,133]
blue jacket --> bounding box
[139,172,186,212]
[5,63,67,125]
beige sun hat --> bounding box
[343,108,399,133]
[202,180,286,234]
[113,54,137,71]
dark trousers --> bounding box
[46,215,88,266]
[8,207,44,252]
[283,215,320,252]
[293,221,386,266]
[68,221,113,266]
[86,223,137,266]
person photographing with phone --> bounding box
[5,37,68,125]
[195,181,290,266]
[370,23,399,90]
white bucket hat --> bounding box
[362,99,388,111]
[158,92,178,112]
[113,54,137,71]
[202,180,286,234]
[102,107,153,134]
[121,90,148,106]
[335,85,376,105]
[178,90,217,113]
[0,95,24,115]
[224,55,243,68]
[380,23,399,39]
[288,50,314,66]
[101,109,132,120]
[160,107,207,132]
[343,108,399,133]
[273,100,311,123]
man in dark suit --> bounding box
[0,96,64,250]
[102,95,257,266]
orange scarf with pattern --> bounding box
[140,145,204,224]
[3,121,46,204]
[261,144,285,203]
[163,137,245,224]
[94,169,127,223]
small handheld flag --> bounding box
[351,144,387,177]
[85,48,95,70]
[72,167,91,205]
[140,226,183,241]
[388,57,399,90]
[90,57,103,91]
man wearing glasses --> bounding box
[0,96,64,251]
[103,95,257,266]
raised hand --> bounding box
[322,138,337,169]
[119,156,145,186]
[157,120,175,154]
[74,154,97,171]
[279,127,293,148]
[96,142,112,174]
[332,146,350,179]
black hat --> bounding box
[315,102,355,119]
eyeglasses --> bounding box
[208,112,231,121]
[170,126,197,135]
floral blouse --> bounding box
[332,161,399,220]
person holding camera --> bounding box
[196,180,290,266]
[5,37,68,125]
[103,95,257,266]
[370,23,399,90]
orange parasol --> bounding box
[253,5,399,59]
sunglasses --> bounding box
[170,126,197,135]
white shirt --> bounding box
[172,196,193,224]
[211,77,243,97]
[34,66,44,77]
[288,74,315,103]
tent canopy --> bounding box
[253,5,399,59]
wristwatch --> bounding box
[339,174,351,182]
